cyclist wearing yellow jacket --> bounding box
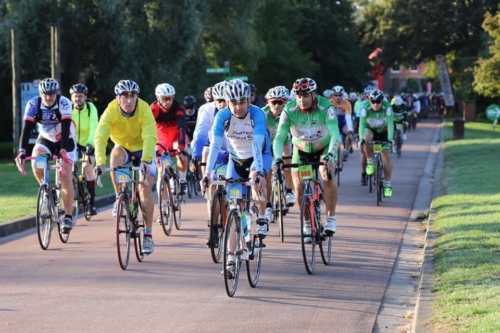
[94,80,157,255]
[71,84,99,215]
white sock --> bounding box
[179,170,186,181]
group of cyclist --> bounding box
[14,75,406,264]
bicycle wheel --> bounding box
[300,193,315,275]
[134,197,145,262]
[84,192,92,221]
[36,185,52,250]
[57,202,70,244]
[116,193,131,270]
[174,180,182,230]
[396,131,402,158]
[247,235,262,288]
[71,175,79,226]
[159,176,173,236]
[319,234,332,265]
[368,174,373,193]
[223,210,242,297]
[376,158,383,206]
[336,147,341,186]
[187,177,192,199]
[210,189,224,263]
[273,180,285,243]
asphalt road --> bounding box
[0,121,438,333]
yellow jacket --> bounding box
[94,98,157,166]
[72,101,99,147]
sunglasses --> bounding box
[333,94,343,97]
[271,100,284,106]
[160,96,173,102]
[370,99,383,105]
[293,81,310,90]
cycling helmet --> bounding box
[69,83,88,95]
[213,81,229,100]
[248,83,257,94]
[349,92,358,99]
[392,96,405,106]
[266,86,289,100]
[115,80,140,96]
[332,85,345,94]
[323,89,333,99]
[292,78,317,95]
[289,89,296,101]
[368,89,385,103]
[155,83,175,97]
[39,78,60,95]
[183,95,196,109]
[204,86,214,102]
[363,86,374,95]
[223,79,250,102]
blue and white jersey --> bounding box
[205,105,271,175]
[23,95,75,142]
[191,101,227,159]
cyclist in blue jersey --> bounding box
[202,79,272,239]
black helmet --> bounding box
[204,87,214,102]
[69,83,89,95]
[248,83,257,94]
[183,95,196,109]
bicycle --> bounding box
[365,140,390,206]
[394,123,404,158]
[211,177,264,297]
[156,143,186,236]
[335,141,343,186]
[185,152,200,199]
[73,151,93,221]
[205,162,229,263]
[271,165,287,243]
[283,158,333,274]
[21,154,74,250]
[96,162,148,270]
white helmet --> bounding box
[332,85,345,94]
[343,92,348,99]
[266,86,289,99]
[114,80,140,96]
[323,89,333,98]
[363,86,374,95]
[223,79,250,102]
[39,78,60,94]
[392,96,405,106]
[213,81,229,100]
[349,92,358,99]
[155,83,175,97]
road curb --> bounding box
[0,193,116,239]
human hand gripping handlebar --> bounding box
[95,165,149,188]
[18,155,66,176]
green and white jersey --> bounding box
[262,105,290,145]
[274,95,340,158]
[358,100,394,140]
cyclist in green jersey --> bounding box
[263,86,295,223]
[358,90,395,197]
[391,95,408,141]
[273,78,341,239]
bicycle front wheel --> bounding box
[36,185,52,250]
[319,234,332,265]
[210,189,224,263]
[174,180,182,230]
[247,235,262,288]
[273,180,285,242]
[223,210,242,297]
[134,196,145,262]
[300,195,315,275]
[71,176,79,226]
[376,158,383,206]
[116,194,131,270]
[159,176,173,236]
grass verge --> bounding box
[431,121,500,332]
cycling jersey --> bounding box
[262,105,291,145]
[205,105,271,175]
[358,100,394,140]
[191,102,227,159]
[72,101,98,147]
[150,100,187,151]
[19,96,76,153]
[329,98,353,132]
[273,95,340,159]
[94,98,157,166]
[185,108,198,141]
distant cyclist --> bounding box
[330,85,354,160]
[70,83,98,215]
[203,86,214,103]
[183,95,198,145]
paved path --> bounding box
[0,121,438,333]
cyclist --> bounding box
[202,79,272,237]
[262,85,295,222]
[354,87,373,135]
[330,85,354,160]
[70,83,98,215]
[249,83,266,108]
[15,78,77,233]
[273,77,341,241]
[358,89,394,197]
[204,86,214,103]
[150,83,189,196]
[323,89,333,99]
[391,95,408,141]
[183,95,198,146]
[190,81,230,228]
[94,80,157,254]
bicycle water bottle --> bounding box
[241,212,250,241]
[130,201,137,220]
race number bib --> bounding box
[215,164,227,178]
[161,155,173,168]
[299,165,313,180]
[227,182,243,199]
[35,156,48,169]
[116,168,130,184]
[373,144,383,153]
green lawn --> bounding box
[0,159,115,223]
[431,121,500,332]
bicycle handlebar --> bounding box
[20,155,66,176]
[96,165,149,188]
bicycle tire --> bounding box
[223,210,242,297]
[193,178,198,196]
[187,178,192,199]
[276,180,285,242]
[369,174,373,193]
[396,130,402,158]
[159,176,173,236]
[210,189,224,263]
[336,146,341,186]
[71,175,79,226]
[319,234,332,265]
[116,193,131,270]
[36,185,52,250]
[84,192,92,221]
[173,179,181,230]
[134,195,145,262]
[300,192,315,275]
[247,235,262,288]
[57,203,70,244]
[376,157,382,206]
